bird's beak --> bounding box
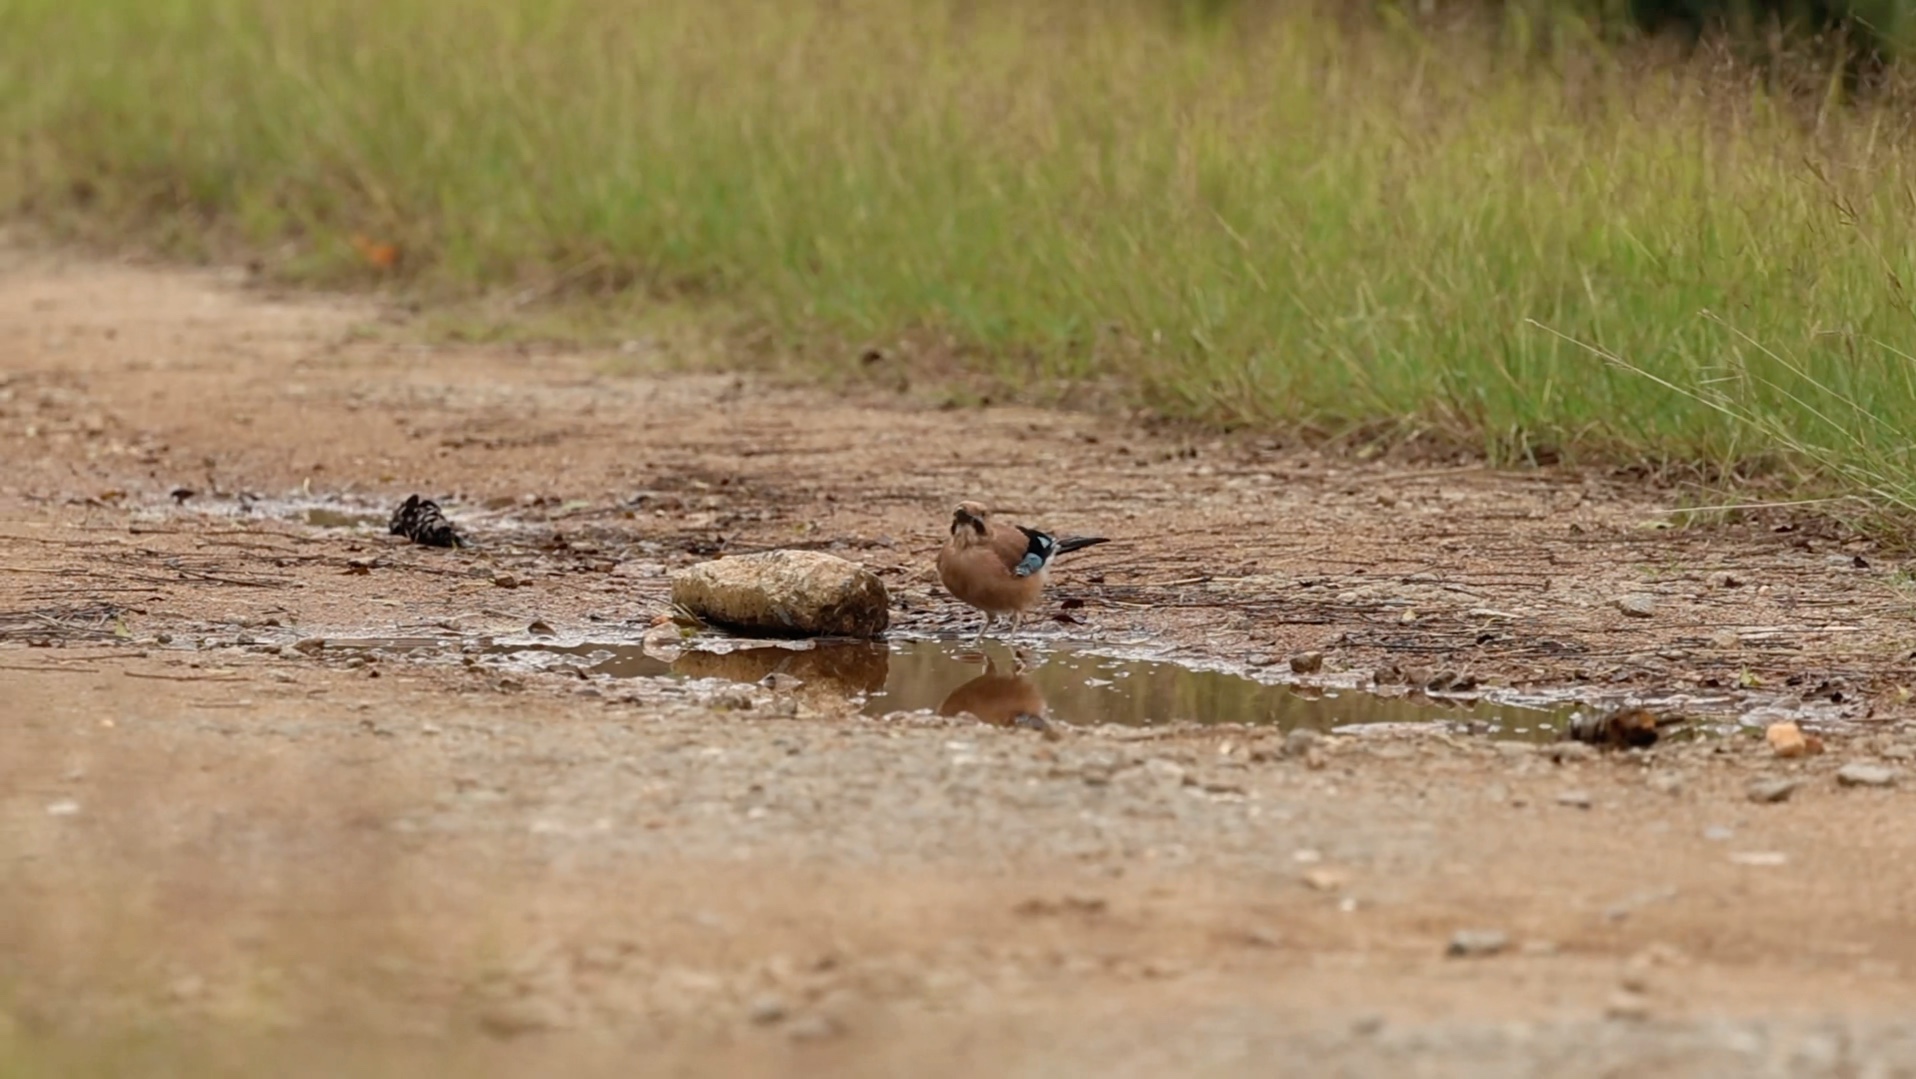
[951,507,980,532]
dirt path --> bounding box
[6,246,1916,1075]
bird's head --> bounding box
[950,500,991,539]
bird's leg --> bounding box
[973,612,994,645]
[1007,611,1024,641]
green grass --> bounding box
[7,0,1916,514]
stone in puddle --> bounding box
[1836,762,1900,788]
[670,550,889,639]
[1289,651,1325,674]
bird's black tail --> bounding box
[1054,535,1110,556]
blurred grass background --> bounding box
[5,0,1916,513]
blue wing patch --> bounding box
[1014,528,1056,578]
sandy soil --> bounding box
[6,245,1916,1075]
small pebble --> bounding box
[1240,927,1282,948]
[1646,772,1685,796]
[167,974,205,1002]
[1446,930,1509,958]
[1836,762,1899,788]
[1302,867,1349,892]
[1556,790,1593,809]
[1546,742,1595,764]
[785,1014,842,1041]
[1282,728,1321,758]
[1615,594,1657,618]
[747,995,789,1025]
[1747,777,1800,804]
[1605,989,1652,1021]
[478,998,567,1037]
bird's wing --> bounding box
[1004,525,1058,578]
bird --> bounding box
[936,500,1109,642]
[388,494,466,548]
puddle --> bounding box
[302,507,387,530]
[322,636,1584,739]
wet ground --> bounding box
[7,246,1916,1075]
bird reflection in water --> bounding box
[937,647,1051,731]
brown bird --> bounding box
[936,501,1109,642]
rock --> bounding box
[1301,867,1348,892]
[786,1014,843,1041]
[1556,790,1594,809]
[1616,594,1657,618]
[747,995,790,1025]
[1446,930,1509,958]
[1605,989,1652,1021]
[670,550,890,639]
[1766,721,1809,758]
[1281,728,1322,758]
[1747,777,1800,804]
[1288,651,1325,674]
[1144,758,1187,785]
[1646,772,1685,796]
[478,997,568,1037]
[1239,926,1282,948]
[1836,762,1900,788]
[1545,742,1595,764]
[167,973,205,1002]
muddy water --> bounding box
[323,636,1579,739]
[301,507,387,529]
